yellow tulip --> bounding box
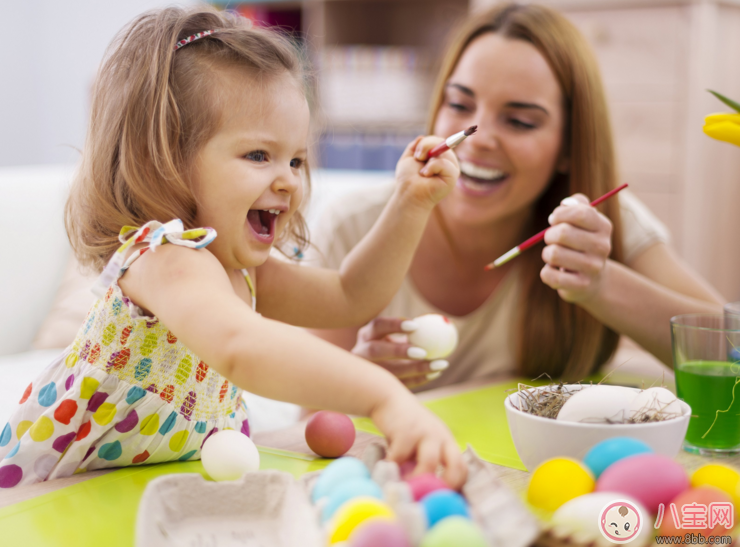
[703,113,740,147]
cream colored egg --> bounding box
[552,493,651,547]
[556,386,636,423]
[628,387,683,420]
[407,314,458,360]
[201,430,260,481]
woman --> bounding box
[307,3,723,389]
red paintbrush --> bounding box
[484,183,629,270]
[427,125,477,158]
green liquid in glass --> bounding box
[675,360,740,450]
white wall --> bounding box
[0,0,195,167]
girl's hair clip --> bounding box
[174,29,217,51]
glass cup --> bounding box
[724,302,740,361]
[671,313,740,456]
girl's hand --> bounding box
[371,391,467,489]
[352,318,450,389]
[395,136,460,210]
[540,194,613,303]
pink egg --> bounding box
[349,520,410,547]
[596,454,689,514]
[305,411,356,458]
[405,473,449,501]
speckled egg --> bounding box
[420,516,487,547]
[305,410,356,458]
[328,497,395,544]
[419,489,470,527]
[322,477,384,522]
[312,457,370,503]
[527,458,595,512]
[583,437,653,478]
[596,454,689,514]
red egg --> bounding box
[405,473,449,501]
[305,411,356,458]
[658,487,733,544]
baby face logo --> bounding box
[599,500,642,544]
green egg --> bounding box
[420,516,487,547]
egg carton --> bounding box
[136,444,547,547]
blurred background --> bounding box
[1,0,740,358]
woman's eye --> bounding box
[245,150,267,162]
[509,118,536,130]
[447,101,470,112]
[290,158,304,169]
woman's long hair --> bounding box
[66,6,312,272]
[427,3,623,379]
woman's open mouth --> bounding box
[457,160,509,197]
[246,208,281,243]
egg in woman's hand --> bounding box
[557,385,636,423]
[407,314,458,360]
[200,430,260,481]
[628,387,683,420]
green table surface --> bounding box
[0,373,655,546]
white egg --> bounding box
[556,385,636,423]
[628,387,683,420]
[407,314,458,360]
[201,430,260,481]
[552,492,651,547]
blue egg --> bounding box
[321,477,384,522]
[583,437,653,478]
[420,489,470,527]
[311,457,370,502]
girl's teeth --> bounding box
[460,161,506,180]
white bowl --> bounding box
[504,384,691,471]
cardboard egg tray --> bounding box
[136,444,590,547]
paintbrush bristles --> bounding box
[464,125,478,136]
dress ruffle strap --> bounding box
[92,220,217,298]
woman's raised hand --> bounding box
[540,194,613,303]
[352,318,450,389]
[394,136,460,210]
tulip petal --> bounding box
[704,113,740,126]
[704,120,740,147]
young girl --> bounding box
[0,7,465,489]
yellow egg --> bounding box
[527,457,595,512]
[692,464,740,508]
[328,497,395,544]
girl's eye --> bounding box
[245,150,267,162]
[290,158,304,169]
[509,118,536,130]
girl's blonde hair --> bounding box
[428,3,624,380]
[66,6,311,272]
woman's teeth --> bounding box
[460,161,507,181]
[267,209,281,215]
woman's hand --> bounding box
[352,318,450,389]
[370,390,467,489]
[394,136,460,210]
[540,194,613,303]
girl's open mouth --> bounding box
[246,208,280,243]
